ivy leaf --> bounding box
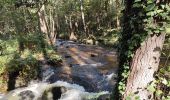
[133,3,141,8]
[167,96,170,99]
[166,27,170,34]
[156,90,163,96]
[156,10,163,14]
[134,0,141,3]
[135,96,140,100]
[161,5,165,9]
[126,96,131,100]
[154,30,160,33]
[146,11,154,16]
[147,85,156,92]
[165,4,170,11]
[146,3,155,11]
[147,0,154,4]
[119,82,124,85]
[162,78,168,85]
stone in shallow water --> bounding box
[18,90,35,100]
[90,53,98,57]
[65,55,71,58]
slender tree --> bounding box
[79,0,87,37]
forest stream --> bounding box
[0,0,170,99]
[0,40,118,100]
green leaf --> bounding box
[156,90,163,96]
[165,4,170,11]
[119,82,124,85]
[166,27,170,34]
[167,96,170,99]
[126,96,131,100]
[161,5,165,9]
[147,85,156,92]
[133,3,141,8]
[146,11,154,16]
[135,96,140,100]
[146,3,155,11]
[154,30,160,33]
[134,0,141,3]
[156,10,163,14]
[162,78,168,85]
[147,0,154,4]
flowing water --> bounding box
[0,39,118,100]
[0,81,110,100]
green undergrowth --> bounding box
[46,46,63,66]
[0,35,62,92]
[0,39,18,75]
[97,29,119,48]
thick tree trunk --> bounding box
[123,33,166,100]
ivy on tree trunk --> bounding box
[114,0,170,99]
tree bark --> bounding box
[69,16,77,41]
[38,4,50,43]
[79,0,87,37]
[37,4,48,58]
[123,33,166,100]
[49,8,56,45]
[115,0,120,30]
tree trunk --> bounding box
[49,8,56,45]
[123,33,166,100]
[38,4,49,43]
[37,5,48,58]
[115,0,120,30]
[79,0,87,37]
[69,16,77,41]
[97,15,100,30]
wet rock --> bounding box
[71,65,114,92]
[18,90,35,100]
[97,93,110,100]
[65,55,71,58]
[90,53,98,57]
[69,64,80,68]
[41,86,67,100]
[65,46,70,48]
